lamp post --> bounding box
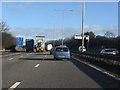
[61,10,64,45]
[54,9,73,45]
[48,23,55,47]
[53,24,55,47]
[81,0,85,52]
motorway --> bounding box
[2,52,120,89]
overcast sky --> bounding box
[2,1,118,41]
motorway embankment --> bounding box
[71,51,120,78]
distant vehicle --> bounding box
[36,36,45,52]
[78,46,86,52]
[100,48,119,55]
[54,45,70,61]
[25,39,34,52]
[33,45,37,52]
[46,44,53,51]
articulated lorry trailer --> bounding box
[25,39,34,52]
[35,36,45,52]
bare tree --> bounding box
[84,32,95,39]
[104,31,115,38]
[0,21,16,50]
[0,21,10,32]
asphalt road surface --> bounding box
[2,52,120,89]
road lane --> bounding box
[2,52,36,68]
[17,60,101,88]
[2,52,119,89]
[2,52,44,88]
[1,52,22,58]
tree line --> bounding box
[46,31,120,52]
[1,21,119,53]
[0,21,16,50]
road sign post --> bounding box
[74,35,89,52]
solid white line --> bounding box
[35,64,40,68]
[9,58,13,60]
[72,56,120,80]
[8,82,21,89]
[2,53,21,57]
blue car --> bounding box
[54,45,71,61]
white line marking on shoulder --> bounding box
[72,57,120,80]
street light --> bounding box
[54,9,73,45]
[53,24,56,47]
[81,0,85,52]
[48,23,56,47]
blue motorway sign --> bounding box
[16,37,23,46]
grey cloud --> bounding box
[11,28,44,37]
[85,25,102,33]
[84,25,118,36]
[10,28,62,40]
[10,25,118,40]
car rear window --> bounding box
[56,47,69,52]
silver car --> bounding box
[100,48,119,55]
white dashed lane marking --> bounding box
[2,53,21,57]
[9,58,13,60]
[35,64,40,68]
[8,81,21,90]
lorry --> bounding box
[25,39,34,52]
[35,36,45,52]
